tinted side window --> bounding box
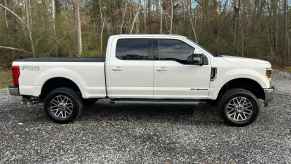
[158,39,194,64]
[116,39,152,60]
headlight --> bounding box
[266,69,272,79]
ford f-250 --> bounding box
[9,34,274,126]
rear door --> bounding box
[107,38,155,98]
[154,39,211,99]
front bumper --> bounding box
[9,86,20,96]
[264,86,274,107]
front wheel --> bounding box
[44,88,83,123]
[219,89,259,127]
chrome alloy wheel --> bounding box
[48,95,74,119]
[225,96,254,122]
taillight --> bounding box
[12,65,20,87]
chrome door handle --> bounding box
[156,66,168,72]
[112,66,123,72]
[156,69,168,72]
[112,68,122,71]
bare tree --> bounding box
[169,0,173,34]
[72,0,82,56]
[130,6,141,33]
[147,0,152,33]
[51,0,56,34]
[25,0,35,56]
[3,0,8,28]
[0,3,35,57]
[233,0,241,54]
[283,0,289,65]
[268,0,281,63]
[143,0,147,32]
[50,0,58,55]
[99,0,105,54]
[189,0,198,42]
[120,1,128,33]
[0,46,32,54]
[160,0,163,33]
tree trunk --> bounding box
[120,2,127,33]
[4,0,8,28]
[25,0,36,57]
[283,0,289,65]
[233,0,241,55]
[241,28,245,56]
[51,0,56,34]
[147,0,151,33]
[202,0,209,26]
[51,0,58,56]
[73,0,82,57]
[100,19,105,55]
[189,0,198,42]
[99,0,105,55]
[0,46,32,54]
[169,0,174,34]
[130,7,141,33]
[160,0,163,33]
[144,0,147,33]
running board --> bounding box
[98,98,209,105]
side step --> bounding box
[97,98,209,105]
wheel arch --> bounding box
[40,77,83,100]
[216,78,265,101]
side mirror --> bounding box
[187,54,205,65]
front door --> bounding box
[154,39,211,99]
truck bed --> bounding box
[14,57,106,98]
[15,57,105,62]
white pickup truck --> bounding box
[9,34,274,126]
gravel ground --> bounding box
[0,71,291,163]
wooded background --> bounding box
[0,0,290,68]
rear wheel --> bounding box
[44,88,83,123]
[219,89,259,126]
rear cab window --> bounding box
[116,38,154,60]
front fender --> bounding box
[209,68,270,99]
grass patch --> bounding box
[81,50,98,57]
[0,68,11,89]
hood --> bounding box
[221,55,271,68]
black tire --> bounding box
[219,88,259,127]
[44,87,83,123]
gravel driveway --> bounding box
[0,71,290,163]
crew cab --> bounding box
[9,34,274,126]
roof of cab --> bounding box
[110,34,187,39]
